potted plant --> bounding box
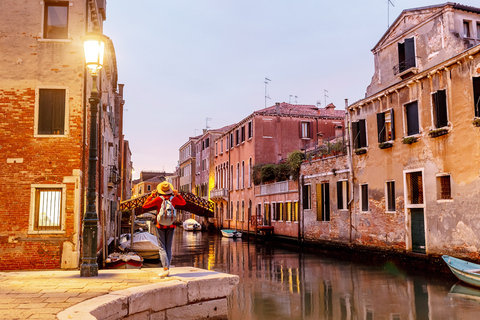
[354,147,367,155]
[473,118,480,127]
[402,136,417,145]
[379,141,393,149]
[428,127,448,138]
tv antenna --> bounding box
[264,77,271,108]
[324,89,329,106]
[388,0,395,27]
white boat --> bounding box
[221,229,242,238]
[183,218,202,231]
[119,231,160,259]
[105,252,143,269]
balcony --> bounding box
[210,188,229,201]
[393,57,418,79]
[256,180,297,196]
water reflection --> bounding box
[167,230,480,320]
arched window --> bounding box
[241,161,245,189]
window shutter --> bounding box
[434,90,448,128]
[377,112,386,143]
[473,77,480,117]
[405,38,416,68]
[323,183,330,221]
[308,122,313,138]
[390,109,395,140]
[359,119,367,148]
[406,102,419,136]
[302,185,310,210]
[352,121,359,149]
[337,181,343,210]
[398,42,405,72]
[38,89,65,135]
[316,184,322,221]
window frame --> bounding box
[436,173,453,202]
[473,77,480,118]
[43,1,70,40]
[302,185,311,210]
[317,182,330,222]
[397,37,416,73]
[352,119,367,149]
[464,20,471,38]
[300,121,312,139]
[35,86,70,137]
[360,184,369,212]
[377,109,395,143]
[385,181,396,212]
[404,101,420,136]
[432,89,448,129]
[337,180,349,210]
[29,184,66,234]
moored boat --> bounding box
[105,252,143,269]
[443,255,480,287]
[183,218,202,231]
[119,231,160,259]
[221,229,242,238]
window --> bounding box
[286,202,292,221]
[377,110,395,143]
[276,202,283,221]
[241,161,245,189]
[397,37,416,73]
[147,185,151,192]
[361,184,369,212]
[300,122,312,138]
[437,175,452,200]
[406,172,423,205]
[477,22,480,40]
[316,183,330,221]
[44,2,69,39]
[473,77,480,118]
[386,181,395,212]
[235,130,240,145]
[241,201,245,221]
[30,185,65,232]
[302,185,311,210]
[241,126,245,143]
[293,202,298,221]
[236,201,239,221]
[248,158,252,187]
[432,90,448,128]
[405,101,419,136]
[464,21,471,38]
[236,163,239,190]
[230,133,234,149]
[248,121,253,139]
[352,119,367,148]
[337,180,348,210]
[37,88,67,135]
[205,138,209,148]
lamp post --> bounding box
[80,32,105,277]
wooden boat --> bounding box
[183,218,202,231]
[442,255,480,287]
[105,252,143,269]
[449,283,480,302]
[221,229,242,238]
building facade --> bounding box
[179,136,199,194]
[347,3,480,259]
[211,102,345,238]
[0,1,127,270]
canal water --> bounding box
[149,230,480,320]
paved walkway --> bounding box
[0,267,198,320]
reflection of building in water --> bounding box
[172,232,480,319]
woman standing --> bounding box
[143,181,186,277]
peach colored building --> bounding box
[212,102,345,238]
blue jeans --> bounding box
[157,227,175,268]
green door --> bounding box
[411,208,426,253]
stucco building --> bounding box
[211,102,345,238]
[347,3,480,259]
[0,1,127,270]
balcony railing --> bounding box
[256,180,297,196]
[393,57,418,76]
[210,188,229,200]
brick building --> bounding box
[0,1,128,270]
[211,102,345,238]
[347,3,480,258]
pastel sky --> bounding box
[103,1,480,178]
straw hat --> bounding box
[156,181,174,195]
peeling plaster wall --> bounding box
[367,5,480,97]
[350,45,480,259]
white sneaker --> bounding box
[159,269,169,277]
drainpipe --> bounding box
[345,99,354,245]
[299,175,304,242]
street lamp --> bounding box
[80,32,105,277]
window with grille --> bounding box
[407,172,424,204]
[437,175,452,200]
[34,188,62,231]
[44,2,69,39]
[386,181,395,212]
[361,184,369,212]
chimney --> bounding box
[275,102,280,114]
